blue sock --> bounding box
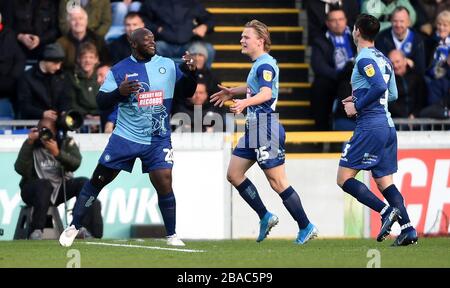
[279,186,310,230]
[71,181,100,229]
[236,178,268,219]
[158,192,176,236]
[382,184,413,232]
[342,178,386,213]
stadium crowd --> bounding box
[0,0,448,133]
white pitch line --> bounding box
[85,241,206,253]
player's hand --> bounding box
[230,99,247,114]
[182,51,196,71]
[119,74,140,96]
[342,96,353,104]
[42,139,60,157]
[27,127,39,144]
[343,101,357,118]
[192,24,208,38]
[210,84,234,107]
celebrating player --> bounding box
[210,20,317,244]
[337,14,418,246]
[59,28,197,247]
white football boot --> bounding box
[166,234,185,246]
[59,225,79,247]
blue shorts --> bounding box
[99,134,173,173]
[339,127,398,178]
[233,123,286,170]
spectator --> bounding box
[419,0,450,36]
[0,12,25,119]
[172,80,226,132]
[108,11,145,65]
[14,117,102,240]
[361,0,417,31]
[420,53,449,119]
[376,6,426,74]
[17,43,70,120]
[310,7,356,131]
[305,0,359,45]
[388,49,427,119]
[57,6,110,71]
[426,10,450,79]
[105,0,142,42]
[6,0,60,64]
[188,42,220,96]
[59,0,112,39]
[66,42,101,132]
[139,0,216,68]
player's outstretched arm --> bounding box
[210,84,246,107]
[230,86,272,114]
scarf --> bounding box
[392,29,415,57]
[326,27,354,71]
[429,33,450,78]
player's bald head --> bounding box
[130,28,153,43]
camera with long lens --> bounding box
[38,110,84,141]
[57,110,84,132]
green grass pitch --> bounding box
[1,237,449,268]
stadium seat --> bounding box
[14,206,64,240]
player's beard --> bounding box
[137,47,155,60]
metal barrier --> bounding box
[393,118,450,131]
[0,119,102,134]
[1,118,449,134]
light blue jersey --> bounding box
[351,47,397,129]
[100,55,183,144]
[245,53,280,125]
[233,53,286,169]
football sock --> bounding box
[382,184,413,232]
[158,192,176,236]
[236,178,268,219]
[71,181,100,229]
[342,178,386,213]
[279,186,310,230]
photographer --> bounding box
[14,117,103,240]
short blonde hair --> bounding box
[436,10,450,26]
[245,20,271,52]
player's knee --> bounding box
[268,178,287,193]
[337,176,348,188]
[226,171,241,186]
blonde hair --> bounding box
[245,20,271,52]
[77,42,98,59]
[436,10,450,26]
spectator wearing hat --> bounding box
[17,43,71,120]
[187,42,221,97]
[172,43,225,132]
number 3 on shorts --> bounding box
[163,148,174,164]
[342,144,351,157]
